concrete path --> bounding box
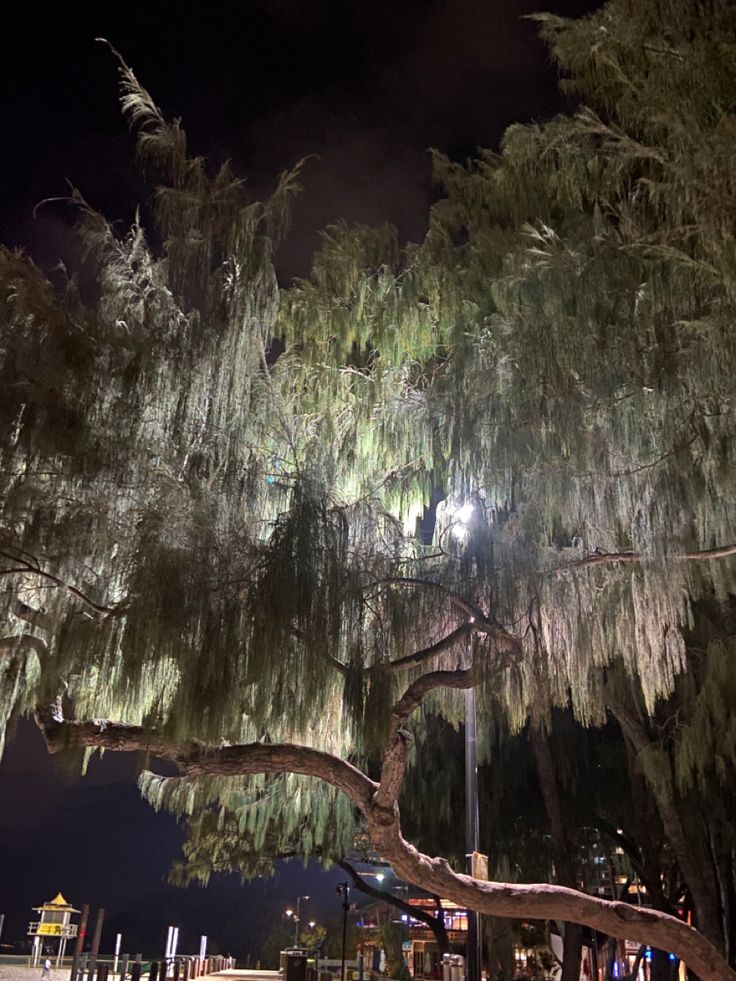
[211,972,280,981]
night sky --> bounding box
[1,0,600,961]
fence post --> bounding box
[70,905,90,981]
[87,909,105,981]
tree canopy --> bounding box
[2,2,736,979]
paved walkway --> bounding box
[211,972,280,981]
[0,965,283,981]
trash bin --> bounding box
[280,949,309,981]
[442,954,452,981]
[450,954,464,981]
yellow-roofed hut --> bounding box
[28,893,80,967]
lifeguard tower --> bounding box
[28,893,80,967]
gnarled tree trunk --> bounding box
[531,725,584,981]
[37,705,736,981]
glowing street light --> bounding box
[286,895,309,946]
[441,495,483,981]
[356,869,386,883]
[446,499,476,541]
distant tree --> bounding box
[3,3,736,980]
[259,926,292,969]
[299,923,327,950]
[378,920,410,981]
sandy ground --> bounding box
[0,966,51,981]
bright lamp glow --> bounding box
[285,908,293,917]
[450,524,469,542]
[375,873,385,882]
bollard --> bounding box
[97,965,109,981]
[87,909,106,981]
[131,965,142,981]
[70,906,90,981]
[120,955,130,981]
[173,963,180,981]
[150,962,159,981]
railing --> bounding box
[28,921,79,938]
[70,954,236,981]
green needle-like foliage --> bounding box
[1,5,736,953]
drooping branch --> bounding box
[0,548,115,616]
[337,858,450,955]
[591,814,671,913]
[370,577,485,621]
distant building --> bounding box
[355,891,469,979]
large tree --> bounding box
[2,1,736,978]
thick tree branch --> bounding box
[10,600,56,632]
[375,666,479,810]
[388,617,521,673]
[335,608,520,679]
[607,696,723,951]
[368,822,736,981]
[0,634,49,658]
[36,707,378,814]
[392,667,479,727]
[387,624,474,671]
[551,543,736,575]
[34,706,736,981]
[376,641,520,813]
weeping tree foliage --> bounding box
[3,1,736,977]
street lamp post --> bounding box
[336,882,350,981]
[286,896,309,947]
[450,499,484,981]
[465,685,482,981]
